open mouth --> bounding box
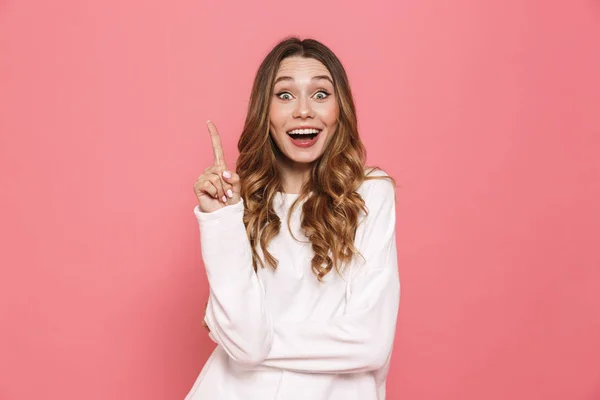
[286,129,322,141]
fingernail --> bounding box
[227,189,233,198]
[223,170,231,179]
[222,195,227,203]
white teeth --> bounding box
[287,128,321,135]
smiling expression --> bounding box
[269,56,339,166]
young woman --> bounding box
[187,37,400,400]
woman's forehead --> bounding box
[275,57,332,80]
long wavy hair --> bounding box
[236,36,397,282]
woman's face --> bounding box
[269,56,339,167]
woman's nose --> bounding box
[292,96,314,119]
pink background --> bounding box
[1,0,599,399]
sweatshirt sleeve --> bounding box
[255,177,401,374]
[194,200,273,366]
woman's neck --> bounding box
[277,159,313,194]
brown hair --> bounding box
[236,36,397,282]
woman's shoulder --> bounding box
[353,167,397,236]
[357,167,395,199]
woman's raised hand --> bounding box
[193,120,242,213]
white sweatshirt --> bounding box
[185,170,400,400]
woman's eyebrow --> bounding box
[274,75,333,85]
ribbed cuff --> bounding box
[194,199,245,222]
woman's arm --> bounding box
[195,177,400,373]
[195,200,273,366]
[255,178,400,374]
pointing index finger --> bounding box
[207,120,227,168]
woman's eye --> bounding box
[276,90,330,100]
[314,91,330,100]
[277,92,293,100]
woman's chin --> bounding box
[287,147,324,163]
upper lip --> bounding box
[286,126,323,132]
